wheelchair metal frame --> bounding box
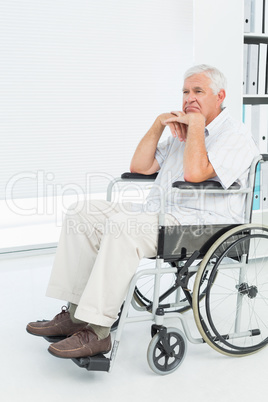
[72,154,268,374]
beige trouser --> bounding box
[46,200,179,327]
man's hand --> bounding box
[130,113,168,174]
[163,111,206,142]
[130,111,192,174]
[159,111,187,142]
[164,111,213,182]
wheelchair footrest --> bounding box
[71,354,110,372]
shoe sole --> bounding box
[48,347,111,359]
[26,327,67,342]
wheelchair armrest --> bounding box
[172,180,240,190]
[121,172,158,180]
[107,172,158,201]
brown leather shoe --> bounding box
[48,326,111,358]
[26,306,88,337]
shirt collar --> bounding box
[205,107,229,137]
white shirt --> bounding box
[143,108,259,225]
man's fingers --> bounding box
[170,111,186,117]
[164,117,178,125]
[176,123,187,142]
[180,123,187,142]
[168,122,179,138]
[165,119,187,142]
[166,122,183,139]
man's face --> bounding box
[182,73,224,125]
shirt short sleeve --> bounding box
[155,136,173,168]
[207,129,259,189]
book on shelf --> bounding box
[252,0,264,34]
[243,104,253,130]
[258,43,268,94]
[246,44,259,94]
[244,0,252,32]
[244,43,268,94]
[243,104,268,153]
[244,103,268,211]
[244,0,266,33]
[265,0,268,34]
[243,44,248,94]
[253,162,268,211]
[260,162,268,210]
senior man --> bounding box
[27,64,259,359]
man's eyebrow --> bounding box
[182,86,204,91]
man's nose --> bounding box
[187,93,196,103]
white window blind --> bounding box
[1,0,193,201]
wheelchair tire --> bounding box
[192,224,268,356]
[147,327,187,375]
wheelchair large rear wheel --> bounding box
[193,224,268,356]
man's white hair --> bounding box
[184,64,227,95]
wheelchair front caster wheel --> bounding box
[147,327,187,375]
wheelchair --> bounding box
[71,153,268,375]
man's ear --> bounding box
[217,89,226,106]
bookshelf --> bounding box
[243,1,268,153]
[243,1,268,217]
[243,95,268,104]
[244,33,268,43]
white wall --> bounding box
[0,0,194,201]
[0,0,194,251]
[193,0,244,119]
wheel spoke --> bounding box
[193,225,268,356]
[147,328,187,375]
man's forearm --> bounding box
[183,114,215,182]
[130,115,167,174]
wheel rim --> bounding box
[147,328,187,375]
[193,224,268,356]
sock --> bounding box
[68,303,86,325]
[90,324,110,340]
[68,303,110,339]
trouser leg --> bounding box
[75,211,178,327]
[46,199,179,327]
[46,200,126,304]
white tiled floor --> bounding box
[1,252,267,402]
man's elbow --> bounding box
[129,164,146,174]
[130,166,152,175]
[183,172,202,183]
[130,162,141,173]
[183,161,216,183]
[130,159,159,175]
[183,168,214,183]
